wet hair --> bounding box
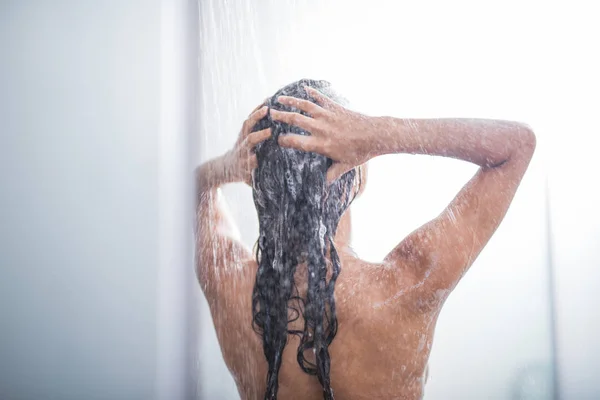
[251,79,362,400]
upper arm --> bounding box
[384,132,536,308]
[195,189,255,307]
[194,193,261,377]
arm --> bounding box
[378,117,536,307]
[195,105,270,383]
[194,105,269,301]
[272,89,536,311]
[195,156,267,384]
[194,156,253,300]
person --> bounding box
[195,79,536,400]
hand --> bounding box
[222,104,270,186]
[271,86,380,182]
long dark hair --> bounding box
[251,79,362,400]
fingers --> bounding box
[249,99,268,116]
[242,106,268,135]
[241,154,257,187]
[327,162,353,184]
[248,154,258,170]
[277,96,326,117]
[269,109,321,133]
[304,86,337,109]
[245,128,271,148]
[278,134,322,153]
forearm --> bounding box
[194,159,246,296]
[374,117,535,167]
[195,155,240,239]
[196,155,233,198]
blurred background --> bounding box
[1,0,598,399]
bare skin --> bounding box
[195,87,536,399]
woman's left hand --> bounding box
[222,104,271,186]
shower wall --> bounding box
[0,1,162,399]
[0,1,200,399]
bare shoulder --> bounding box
[379,135,536,314]
[208,258,263,390]
[335,255,428,319]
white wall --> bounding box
[0,1,197,399]
[542,6,600,396]
[196,0,576,399]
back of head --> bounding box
[251,79,361,400]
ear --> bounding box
[326,162,353,184]
[356,162,369,197]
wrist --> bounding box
[369,116,408,157]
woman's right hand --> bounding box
[271,86,383,182]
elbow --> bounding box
[491,123,536,169]
[513,123,537,158]
[489,123,536,168]
[519,122,536,143]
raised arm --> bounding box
[195,157,250,298]
[378,118,536,307]
[194,106,273,386]
[194,105,270,301]
[271,87,536,311]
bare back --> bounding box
[207,252,438,400]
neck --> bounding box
[292,209,353,293]
[333,209,352,248]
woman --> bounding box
[195,79,536,400]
